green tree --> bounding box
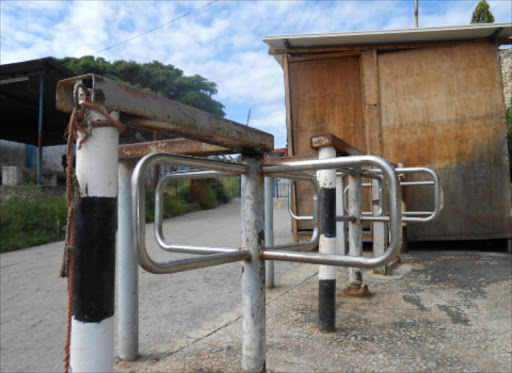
[470,0,495,24]
[56,56,225,117]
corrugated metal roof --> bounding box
[263,23,512,66]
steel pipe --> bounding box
[265,172,320,252]
[117,160,139,360]
[262,155,402,269]
[264,177,275,289]
[241,154,266,372]
[154,171,240,255]
[131,153,250,274]
[362,166,443,223]
[348,170,363,287]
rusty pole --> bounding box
[241,154,266,372]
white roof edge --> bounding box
[263,23,511,68]
[263,22,512,49]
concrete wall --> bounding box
[0,139,66,172]
[500,48,512,107]
[0,140,26,168]
[42,144,66,172]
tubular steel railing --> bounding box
[56,73,445,373]
[335,166,444,224]
[132,153,248,275]
[260,155,402,268]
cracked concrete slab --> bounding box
[116,251,511,373]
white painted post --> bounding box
[70,108,119,372]
[317,146,337,332]
[241,154,266,372]
[117,160,139,360]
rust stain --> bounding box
[310,133,363,155]
[118,138,230,159]
[257,230,265,247]
[343,284,373,297]
[356,271,363,283]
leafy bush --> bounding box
[0,194,67,252]
[0,177,230,252]
[144,188,187,223]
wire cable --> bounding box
[95,0,219,56]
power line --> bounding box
[93,0,219,56]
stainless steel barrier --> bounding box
[336,167,444,223]
[132,153,250,275]
[131,152,405,372]
[261,155,402,268]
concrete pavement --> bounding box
[0,198,299,372]
[2,197,511,372]
[118,250,512,373]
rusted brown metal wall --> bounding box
[379,41,511,240]
[288,56,365,231]
[286,40,512,241]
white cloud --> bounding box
[1,0,510,148]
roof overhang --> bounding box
[0,58,72,146]
[263,22,512,67]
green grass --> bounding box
[0,194,68,252]
[144,188,187,223]
[0,177,231,253]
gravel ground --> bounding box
[117,251,512,373]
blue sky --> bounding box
[1,0,510,148]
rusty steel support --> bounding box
[336,174,347,256]
[310,134,363,156]
[119,138,229,159]
[56,74,273,153]
[241,154,266,372]
[343,169,372,297]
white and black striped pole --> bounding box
[70,106,120,372]
[317,146,337,332]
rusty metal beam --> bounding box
[310,134,363,156]
[264,154,317,164]
[118,138,230,160]
[56,74,274,153]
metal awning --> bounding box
[263,22,512,66]
[0,57,72,145]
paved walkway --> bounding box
[118,250,512,372]
[1,198,511,372]
[0,198,298,372]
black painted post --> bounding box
[317,146,337,332]
[70,106,120,372]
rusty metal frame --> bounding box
[119,138,230,159]
[56,74,274,153]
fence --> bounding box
[56,74,442,373]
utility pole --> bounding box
[246,109,251,126]
[415,0,419,28]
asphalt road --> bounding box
[0,198,299,373]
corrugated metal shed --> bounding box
[263,23,512,242]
